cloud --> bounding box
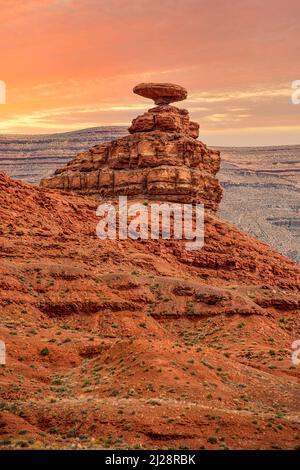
[0,0,300,144]
[188,86,292,104]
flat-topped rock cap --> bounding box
[133,82,187,105]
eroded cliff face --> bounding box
[40,86,222,211]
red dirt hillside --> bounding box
[0,171,300,450]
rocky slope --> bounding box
[0,171,300,450]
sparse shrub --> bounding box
[40,347,49,357]
[207,436,218,444]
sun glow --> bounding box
[0,0,299,144]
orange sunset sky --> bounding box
[0,0,299,145]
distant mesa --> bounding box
[133,82,188,105]
[40,83,222,211]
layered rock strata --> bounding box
[41,83,222,211]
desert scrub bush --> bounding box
[207,436,218,444]
[15,440,29,448]
[0,440,11,446]
[146,383,155,391]
[40,347,49,356]
[51,378,63,386]
[82,380,91,388]
[150,283,160,293]
[186,302,195,314]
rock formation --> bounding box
[133,82,187,105]
[40,83,222,211]
[2,85,299,451]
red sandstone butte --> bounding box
[40,83,222,212]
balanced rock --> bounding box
[40,83,222,211]
[133,82,187,105]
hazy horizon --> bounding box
[1,125,300,148]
